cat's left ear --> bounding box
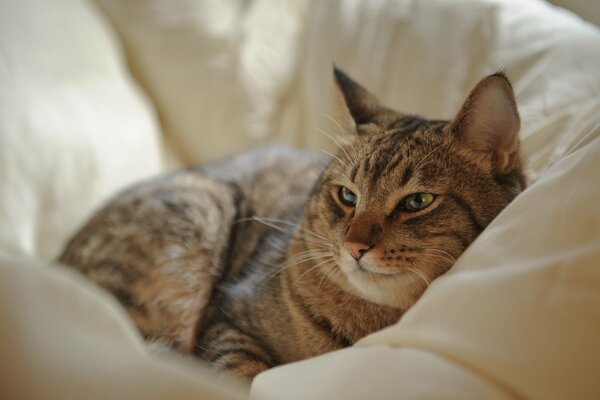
[334,66,394,132]
[449,73,521,174]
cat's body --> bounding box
[60,69,526,380]
[60,146,343,376]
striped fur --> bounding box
[60,69,525,380]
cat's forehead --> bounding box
[359,117,448,158]
[322,115,452,188]
[333,117,451,192]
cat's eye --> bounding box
[403,193,435,212]
[338,186,357,207]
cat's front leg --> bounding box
[197,321,274,380]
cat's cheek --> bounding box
[337,251,358,275]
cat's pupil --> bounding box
[405,193,434,211]
[339,186,357,207]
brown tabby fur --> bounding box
[60,68,526,380]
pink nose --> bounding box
[344,241,372,260]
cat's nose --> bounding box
[344,241,373,260]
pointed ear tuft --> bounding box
[333,66,383,127]
[450,73,521,174]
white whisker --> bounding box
[256,250,336,288]
[314,147,349,169]
[413,140,451,174]
[422,248,457,263]
[250,217,330,242]
[294,257,337,284]
[322,113,361,162]
[322,113,347,134]
[408,262,431,286]
[315,127,356,165]
[235,216,334,250]
[318,261,339,289]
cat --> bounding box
[59,67,526,380]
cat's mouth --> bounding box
[354,261,402,277]
[340,254,426,308]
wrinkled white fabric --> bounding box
[0,0,163,261]
[0,255,247,400]
[93,0,310,165]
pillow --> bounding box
[0,254,247,400]
[93,0,309,164]
[0,0,164,260]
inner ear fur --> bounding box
[449,72,521,174]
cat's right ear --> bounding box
[449,73,521,175]
[334,66,389,132]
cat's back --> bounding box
[197,144,328,217]
[59,145,327,351]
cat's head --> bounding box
[304,67,526,308]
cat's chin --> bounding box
[337,254,427,309]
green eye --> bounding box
[339,186,357,207]
[404,193,435,212]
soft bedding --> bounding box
[0,0,599,399]
[0,0,163,261]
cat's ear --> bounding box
[334,66,388,130]
[449,73,521,174]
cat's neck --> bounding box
[280,230,404,346]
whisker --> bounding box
[313,147,349,169]
[422,248,457,263]
[294,257,337,284]
[254,216,327,239]
[254,264,289,289]
[349,140,360,165]
[322,113,361,162]
[286,252,335,265]
[318,261,340,289]
[322,113,348,134]
[413,140,451,174]
[315,127,355,165]
[408,262,431,286]
[251,217,331,242]
[239,216,331,242]
[429,259,453,274]
[235,217,334,249]
[256,251,336,288]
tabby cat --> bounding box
[60,68,525,380]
